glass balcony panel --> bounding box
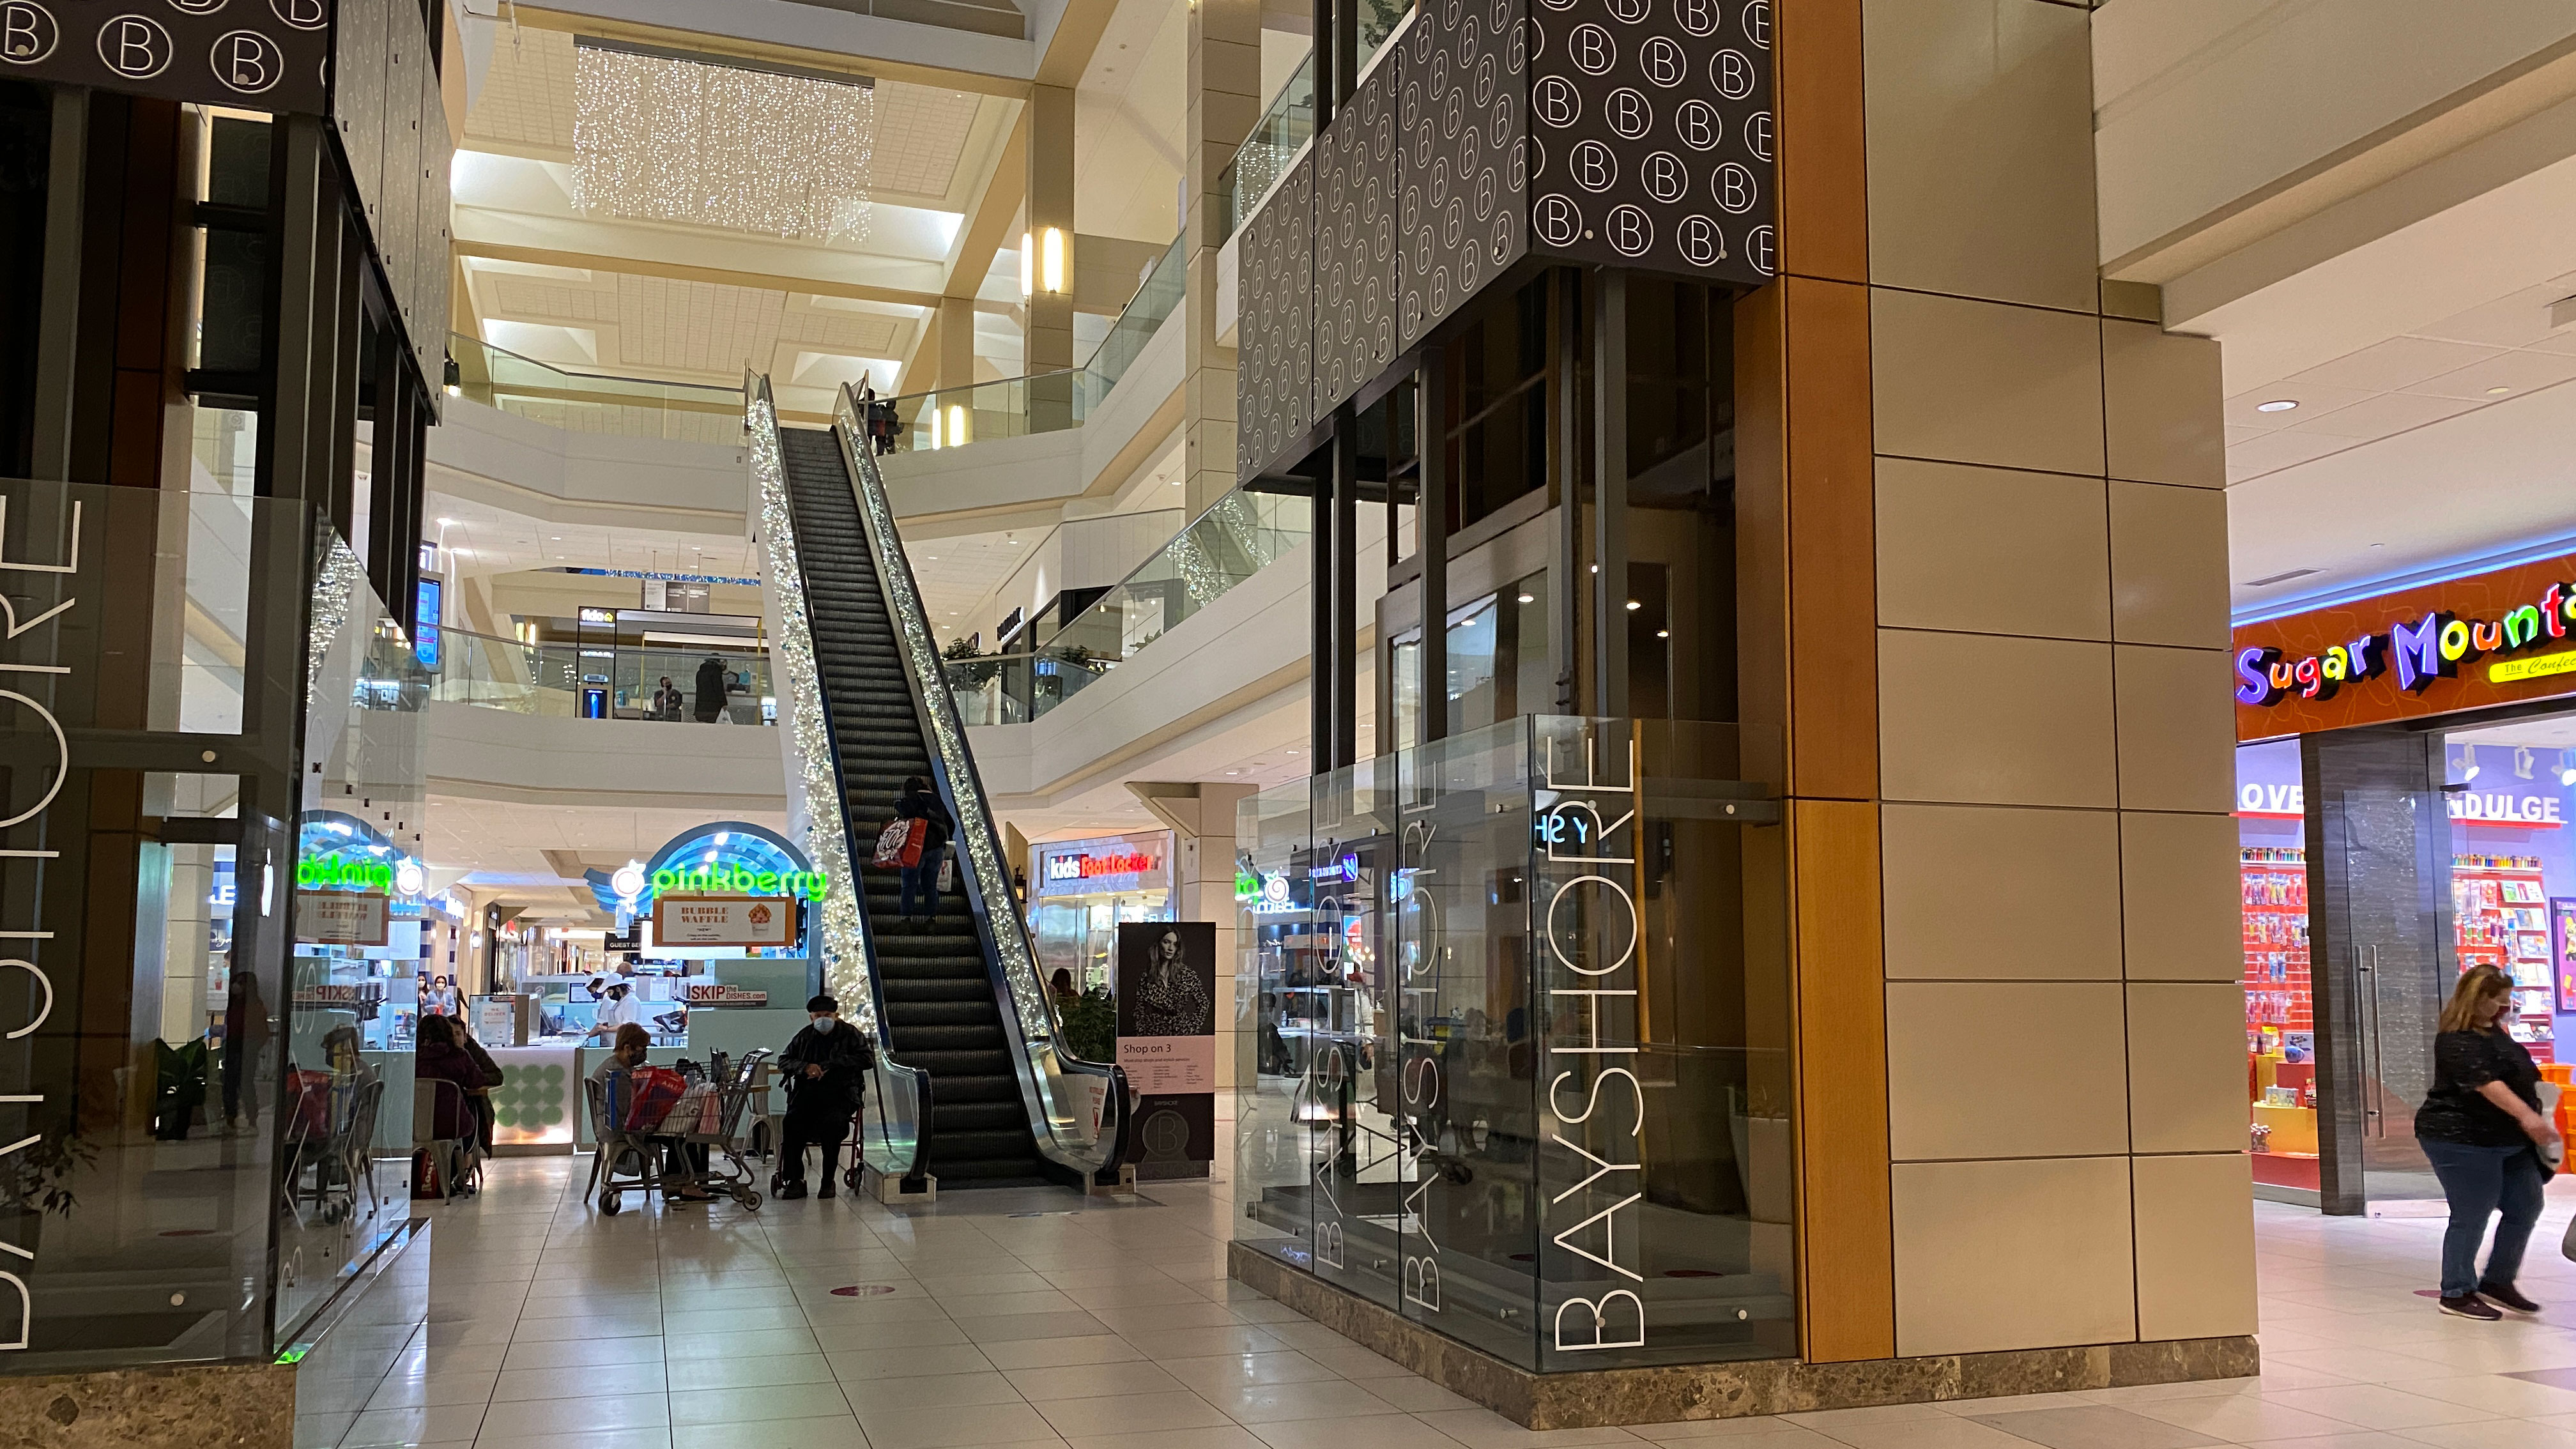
[448,334,746,445]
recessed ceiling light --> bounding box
[2487,386,2513,395]
[1656,629,1669,638]
[2255,399,2298,413]
[1624,600,1641,611]
[1516,593,1534,604]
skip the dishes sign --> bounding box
[2233,551,2576,740]
[653,894,797,948]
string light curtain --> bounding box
[572,39,877,245]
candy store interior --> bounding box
[2238,714,2576,1199]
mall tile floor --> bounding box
[332,1157,2576,1449]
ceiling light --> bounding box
[1517,593,1534,604]
[437,517,455,526]
[2255,399,2298,413]
[1624,600,1641,611]
[1656,629,1669,638]
[2487,387,2513,395]
[572,38,877,244]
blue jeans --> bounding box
[900,859,939,919]
[2421,1137,2545,1298]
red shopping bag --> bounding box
[620,1066,687,1131]
[873,818,923,868]
[285,1070,333,1140]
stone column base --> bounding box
[1229,1241,2258,1429]
[0,1361,295,1448]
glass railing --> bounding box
[447,334,746,445]
[1217,6,1411,241]
[1091,231,1188,389]
[943,484,1312,724]
[426,624,776,724]
[1219,50,1315,239]
[834,381,1132,1186]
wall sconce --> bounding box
[1041,227,1066,294]
[946,404,967,445]
[929,408,944,450]
[1020,234,1033,299]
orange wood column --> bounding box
[1742,0,1893,1365]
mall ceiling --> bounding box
[450,0,1193,406]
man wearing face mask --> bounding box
[774,994,874,1199]
[583,981,642,1043]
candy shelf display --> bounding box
[2453,854,2554,1061]
[2243,846,2318,1192]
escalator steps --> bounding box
[776,427,1048,1188]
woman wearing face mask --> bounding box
[774,995,874,1200]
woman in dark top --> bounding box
[893,776,951,930]
[2416,964,2559,1319]
[415,1013,500,1144]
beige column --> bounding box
[1025,84,1077,424]
[935,296,977,394]
[1854,0,2249,1360]
[1129,783,1257,1085]
[1183,0,1261,517]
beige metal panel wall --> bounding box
[1859,0,2251,1359]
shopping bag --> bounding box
[410,1148,443,1199]
[666,1082,716,1135]
[284,1069,334,1140]
[873,818,921,868]
[620,1066,687,1132]
[935,845,954,893]
[695,1089,725,1135]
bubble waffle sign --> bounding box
[652,895,798,948]
[2233,554,2576,740]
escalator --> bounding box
[744,376,1126,1191]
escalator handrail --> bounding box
[742,371,934,1186]
[830,386,1133,1186]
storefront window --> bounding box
[1028,833,1176,997]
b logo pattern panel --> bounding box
[1528,0,1774,282]
[1236,153,1314,482]
[0,0,327,112]
[1312,52,1398,420]
[1398,0,1528,351]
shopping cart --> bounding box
[676,1050,771,1209]
[587,1052,772,1215]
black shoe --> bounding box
[818,1180,837,1199]
[2440,1293,2503,1320]
[2481,1282,2543,1314]
[778,1181,808,1200]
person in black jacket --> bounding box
[2417,964,2561,1319]
[775,995,874,1199]
[893,777,951,930]
[693,656,726,723]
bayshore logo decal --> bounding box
[0,493,81,1352]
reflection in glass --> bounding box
[275,537,427,1342]
[1232,717,1793,1371]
